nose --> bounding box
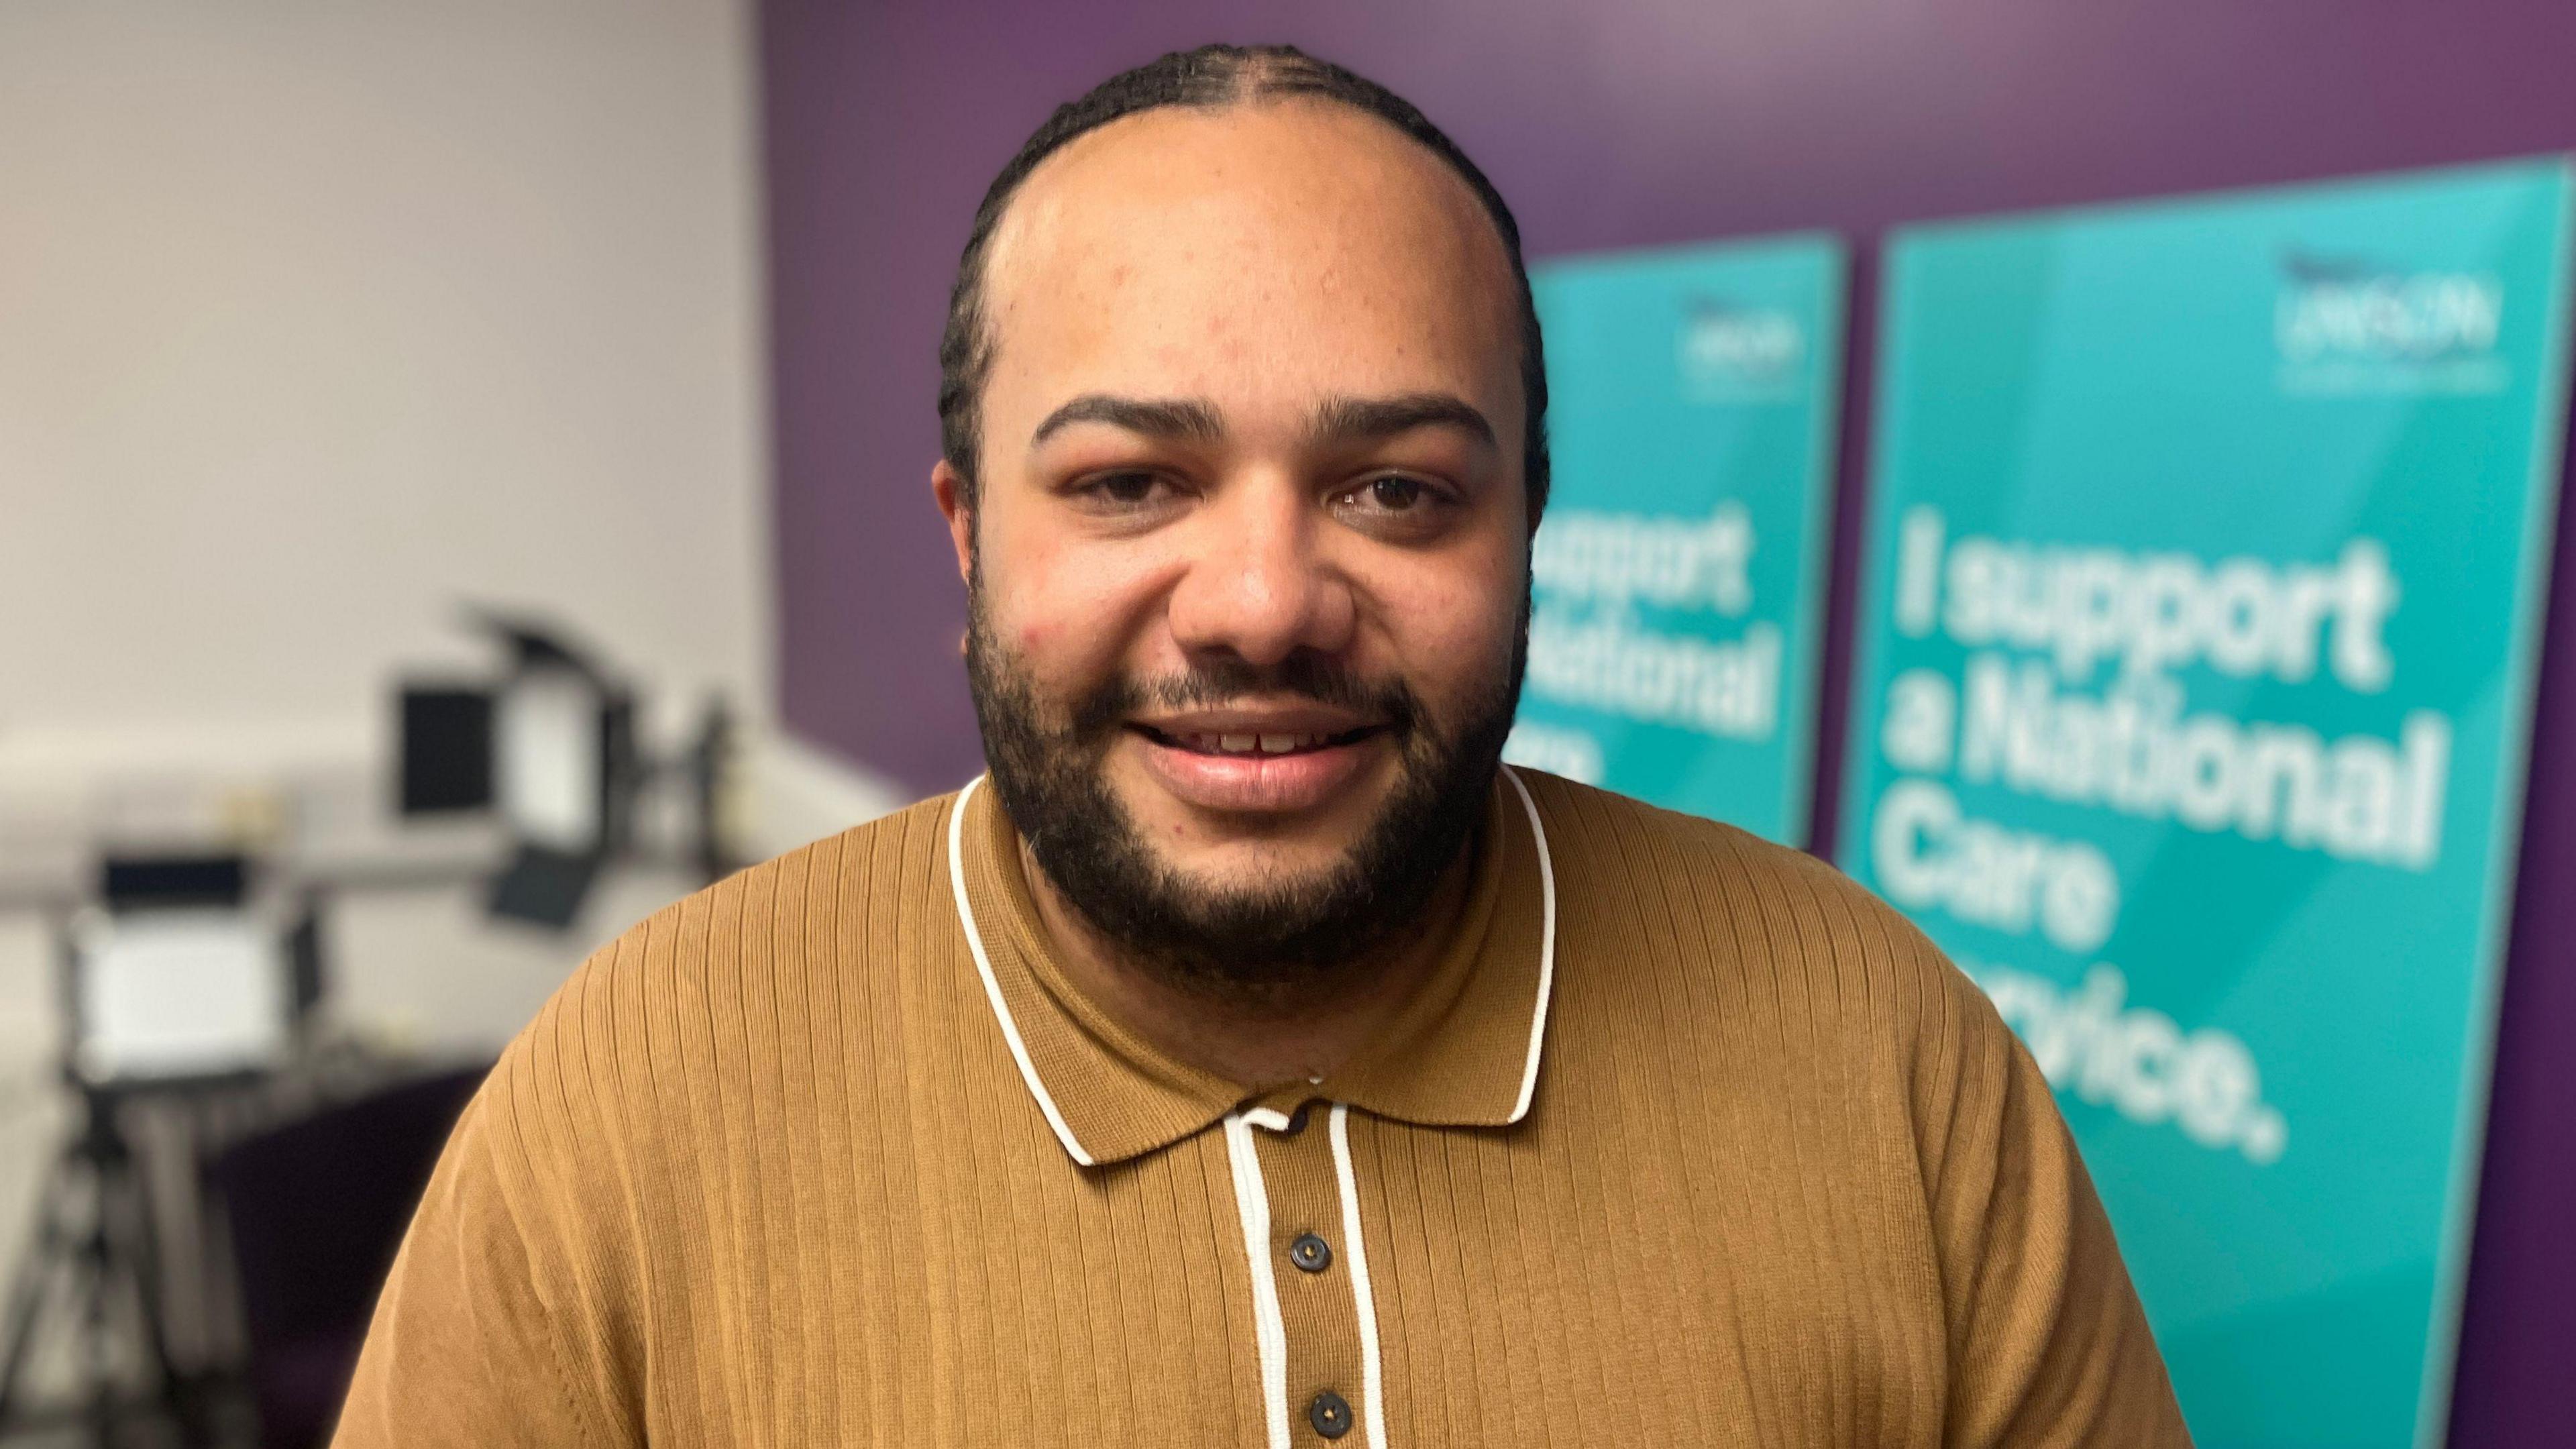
[1165,477,1356,669]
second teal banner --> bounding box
[1507,235,1846,844]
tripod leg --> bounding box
[85,1250,111,1447]
[109,1140,194,1446]
[84,1150,118,1446]
[0,1159,72,1426]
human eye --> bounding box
[1330,472,1456,538]
[1069,469,1184,515]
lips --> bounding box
[1126,716,1391,814]
[1142,726,1379,758]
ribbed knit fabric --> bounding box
[335,769,2188,1447]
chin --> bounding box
[1152,835,1366,896]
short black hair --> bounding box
[936,43,1550,528]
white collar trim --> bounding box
[947,775,1095,1165]
[1499,764,1558,1125]
[946,766,1558,1161]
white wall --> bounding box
[0,0,907,1392]
[0,0,775,747]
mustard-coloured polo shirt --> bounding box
[337,769,2190,1446]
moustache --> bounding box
[1062,653,1426,743]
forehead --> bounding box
[977,98,1521,422]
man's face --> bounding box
[938,99,1530,986]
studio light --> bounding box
[66,853,317,1087]
[397,608,731,929]
[0,851,323,1434]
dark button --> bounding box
[1288,1232,1333,1273]
[1308,1390,1352,1440]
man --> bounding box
[339,44,2190,1447]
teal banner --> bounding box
[1507,235,1845,843]
[1839,160,2573,1446]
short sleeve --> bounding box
[333,1023,635,1446]
[1923,961,2195,1448]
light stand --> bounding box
[0,856,312,1447]
[0,1072,197,1446]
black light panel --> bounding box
[101,853,248,911]
[400,684,494,814]
[484,844,602,930]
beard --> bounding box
[964,574,1526,1000]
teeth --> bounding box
[1186,732,1328,755]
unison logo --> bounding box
[2274,249,2506,395]
[1678,296,1803,400]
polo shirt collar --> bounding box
[945,767,1557,1167]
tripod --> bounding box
[0,1082,199,1446]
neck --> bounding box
[1018,837,1474,1090]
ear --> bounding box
[931,458,975,586]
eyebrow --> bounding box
[1029,394,1224,449]
[1309,392,1497,450]
[1025,390,1499,453]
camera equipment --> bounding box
[0,851,319,1444]
[396,608,733,928]
[397,610,637,927]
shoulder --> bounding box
[698,788,964,948]
[1513,767,1923,960]
[485,791,967,1158]
[1511,768,2012,1074]
[561,790,959,1010]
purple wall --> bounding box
[759,2,2576,1438]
